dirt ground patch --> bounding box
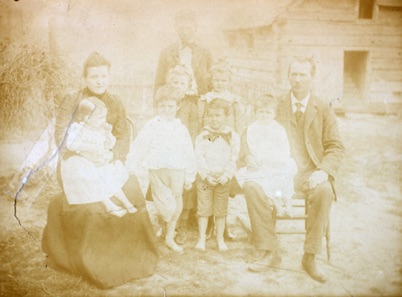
[0,114,401,297]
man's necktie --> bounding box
[294,102,303,124]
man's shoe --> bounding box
[248,251,281,272]
[302,253,327,283]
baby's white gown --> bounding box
[236,120,297,199]
[61,122,129,205]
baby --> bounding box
[62,97,136,217]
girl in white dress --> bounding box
[61,97,136,217]
[198,61,243,133]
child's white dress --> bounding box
[61,121,129,205]
[236,120,297,199]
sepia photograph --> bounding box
[0,0,401,296]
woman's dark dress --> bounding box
[42,175,159,289]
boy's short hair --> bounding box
[206,98,231,116]
[209,60,233,82]
[167,64,192,85]
[155,85,185,105]
[253,93,278,113]
[83,52,111,77]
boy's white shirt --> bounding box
[195,124,240,180]
[126,116,196,195]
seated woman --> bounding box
[42,52,159,289]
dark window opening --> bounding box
[343,51,369,101]
[359,0,375,19]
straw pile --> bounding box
[0,40,76,139]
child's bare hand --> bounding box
[206,176,218,186]
[217,175,229,185]
[184,181,193,190]
[246,156,259,172]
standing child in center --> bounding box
[126,85,196,253]
[199,61,243,239]
[195,98,240,251]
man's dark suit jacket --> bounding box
[276,92,344,180]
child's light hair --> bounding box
[253,93,278,114]
[155,84,185,105]
[209,60,233,82]
[166,64,192,86]
[206,98,231,116]
[76,97,106,123]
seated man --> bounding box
[243,57,344,283]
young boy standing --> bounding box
[126,85,196,253]
[194,99,240,251]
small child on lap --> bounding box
[62,97,136,217]
[237,94,297,216]
[195,98,240,251]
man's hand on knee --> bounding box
[308,170,328,189]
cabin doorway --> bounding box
[343,51,368,103]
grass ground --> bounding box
[0,114,401,297]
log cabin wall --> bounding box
[224,0,402,113]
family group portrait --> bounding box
[0,0,401,296]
